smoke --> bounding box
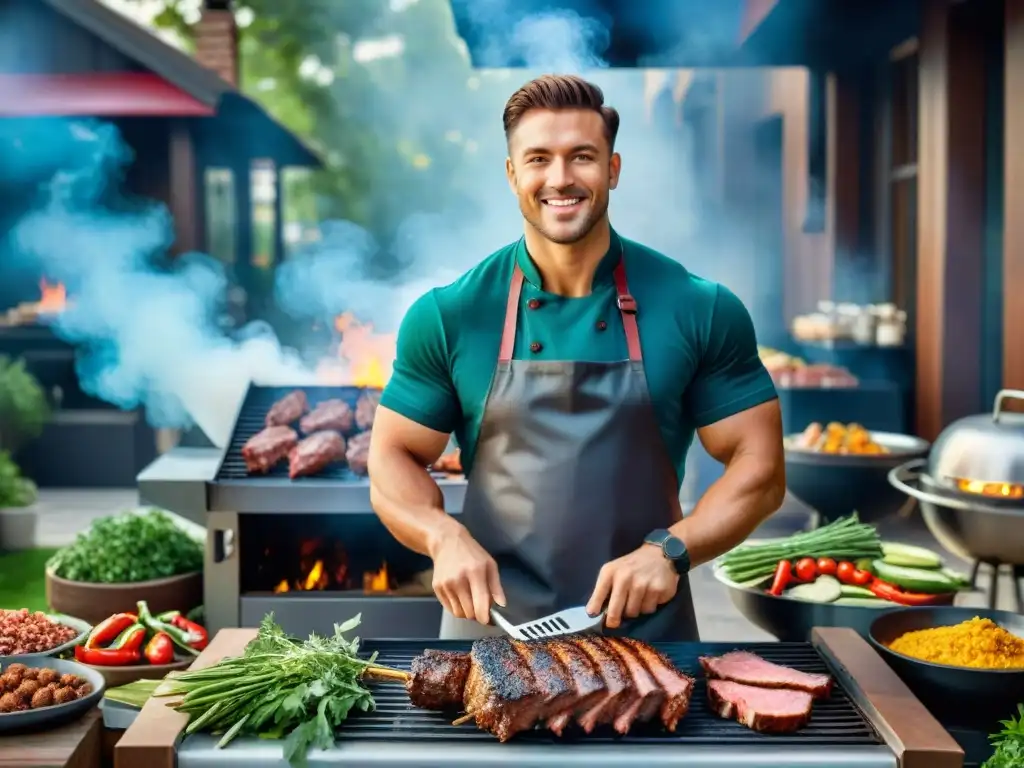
[0,2,768,447]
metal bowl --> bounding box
[0,613,91,661]
[868,607,1024,728]
[0,655,106,732]
[784,432,931,524]
[889,459,1024,565]
[713,565,904,642]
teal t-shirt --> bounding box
[380,230,778,482]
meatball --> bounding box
[21,667,38,680]
[5,663,27,677]
[36,668,58,686]
[59,673,77,687]
[53,686,77,705]
[0,692,18,713]
[0,672,21,691]
[76,682,94,696]
[15,680,39,699]
[30,687,54,709]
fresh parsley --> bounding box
[983,703,1024,768]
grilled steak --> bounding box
[603,637,664,731]
[699,651,832,698]
[706,679,814,733]
[241,426,298,473]
[463,637,545,742]
[355,388,381,430]
[543,639,606,736]
[346,431,372,475]
[288,431,346,479]
[571,635,636,733]
[617,637,694,731]
[406,650,471,710]
[299,399,354,435]
[265,390,309,427]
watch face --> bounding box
[663,536,688,560]
[645,528,671,545]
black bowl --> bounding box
[869,607,1024,728]
[784,431,930,524]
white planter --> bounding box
[0,504,39,551]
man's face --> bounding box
[506,108,621,245]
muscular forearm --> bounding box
[368,447,463,558]
[669,453,785,567]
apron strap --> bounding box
[498,251,643,363]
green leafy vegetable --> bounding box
[156,613,405,767]
[47,508,203,583]
[983,704,1024,768]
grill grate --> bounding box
[346,640,882,747]
[215,384,378,483]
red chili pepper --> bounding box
[869,579,950,606]
[158,610,209,651]
[143,632,176,665]
[111,623,148,652]
[85,612,137,649]
[769,560,793,596]
[75,642,141,666]
[138,602,199,656]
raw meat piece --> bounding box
[355,388,381,430]
[241,426,298,473]
[699,651,832,697]
[288,431,346,479]
[706,679,814,733]
[300,399,354,434]
[346,431,372,475]
[265,390,309,427]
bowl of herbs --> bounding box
[45,508,203,625]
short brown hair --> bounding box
[502,74,620,150]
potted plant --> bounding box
[0,356,49,551]
[0,451,39,550]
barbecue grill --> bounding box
[199,384,467,639]
[888,389,1024,610]
[116,628,965,768]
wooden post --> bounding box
[1005,0,1024,394]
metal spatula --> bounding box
[489,605,606,640]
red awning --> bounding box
[0,73,215,117]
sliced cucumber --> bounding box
[835,597,890,608]
[941,567,971,587]
[881,542,943,569]
[840,584,876,599]
[785,575,842,603]
[871,559,960,593]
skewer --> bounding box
[452,712,475,726]
[363,666,412,683]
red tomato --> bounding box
[836,561,856,584]
[851,568,873,586]
[794,557,818,582]
[816,558,837,576]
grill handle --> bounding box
[888,459,1014,514]
[993,388,1024,422]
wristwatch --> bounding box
[644,529,691,574]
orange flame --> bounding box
[38,279,67,314]
[316,312,395,388]
[272,559,392,594]
[363,562,391,593]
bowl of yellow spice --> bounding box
[869,607,1024,727]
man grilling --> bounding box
[368,74,785,641]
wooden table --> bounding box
[0,707,102,768]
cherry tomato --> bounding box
[794,557,818,582]
[851,568,873,586]
[816,558,837,576]
[836,561,856,584]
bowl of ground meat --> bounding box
[0,608,91,659]
[0,656,105,731]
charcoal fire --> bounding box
[263,538,428,596]
[1,278,69,326]
[954,478,1024,500]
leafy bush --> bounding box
[0,356,49,454]
[0,451,37,508]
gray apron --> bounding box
[439,246,698,641]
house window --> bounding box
[204,168,236,264]
[251,159,277,270]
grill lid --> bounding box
[928,389,1024,490]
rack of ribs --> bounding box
[403,635,695,742]
[241,426,298,473]
[288,431,346,479]
[265,389,309,427]
[299,398,354,434]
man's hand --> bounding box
[585,545,679,629]
[429,520,506,625]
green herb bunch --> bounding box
[983,704,1024,768]
[159,614,397,767]
[0,451,37,508]
[47,508,203,583]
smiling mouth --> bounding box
[542,197,583,208]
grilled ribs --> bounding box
[300,398,354,435]
[406,635,694,742]
[355,388,381,431]
[241,426,298,473]
[265,389,309,427]
[288,431,346,478]
[346,431,372,475]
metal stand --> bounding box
[969,560,1024,612]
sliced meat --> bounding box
[346,431,372,475]
[299,399,354,435]
[543,639,606,736]
[707,679,814,733]
[288,431,346,479]
[570,635,636,733]
[699,651,832,698]
[355,388,381,430]
[602,638,664,732]
[265,389,309,427]
[463,637,544,743]
[406,650,469,710]
[617,638,694,731]
[241,426,298,473]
